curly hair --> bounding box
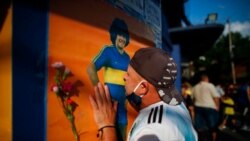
[109,18,130,47]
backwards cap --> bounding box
[130,47,183,105]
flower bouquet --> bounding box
[51,62,79,141]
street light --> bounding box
[205,13,218,24]
[227,18,237,84]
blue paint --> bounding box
[12,0,49,140]
[171,44,182,93]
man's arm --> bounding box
[89,83,118,141]
[213,97,220,111]
[87,62,99,86]
[210,84,220,111]
[188,105,195,123]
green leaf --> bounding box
[68,104,72,111]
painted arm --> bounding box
[87,62,99,86]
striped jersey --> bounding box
[93,45,130,125]
[128,101,198,141]
[93,45,130,86]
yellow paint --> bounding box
[104,67,127,85]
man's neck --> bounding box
[115,46,124,54]
[140,95,161,109]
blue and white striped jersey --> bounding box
[128,101,198,141]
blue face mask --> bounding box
[126,80,146,110]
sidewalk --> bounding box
[217,127,250,141]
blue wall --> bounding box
[12,1,48,140]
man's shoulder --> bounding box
[142,102,185,126]
[207,82,217,89]
[139,102,167,125]
[102,45,114,50]
[146,104,164,125]
[123,51,130,59]
[197,81,214,87]
[96,45,116,56]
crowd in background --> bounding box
[181,74,250,141]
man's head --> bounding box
[109,18,130,50]
[201,74,209,82]
[124,47,183,106]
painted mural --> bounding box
[0,0,161,140]
[48,0,156,140]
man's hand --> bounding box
[89,82,118,128]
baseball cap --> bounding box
[130,47,183,105]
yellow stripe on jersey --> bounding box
[104,67,126,85]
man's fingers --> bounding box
[97,82,106,100]
[113,101,118,113]
[94,85,103,106]
[89,83,118,129]
[104,85,111,102]
[89,94,98,110]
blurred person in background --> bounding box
[192,74,220,141]
[182,82,195,122]
[218,91,236,131]
[236,81,250,131]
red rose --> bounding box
[62,82,72,93]
[66,98,73,104]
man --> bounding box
[237,82,250,131]
[192,74,220,141]
[182,83,195,122]
[89,47,198,141]
[87,18,130,141]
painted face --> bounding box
[115,34,126,50]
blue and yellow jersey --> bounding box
[222,97,235,115]
[93,45,130,125]
[93,45,130,86]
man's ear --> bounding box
[139,81,149,95]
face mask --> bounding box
[126,80,146,110]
